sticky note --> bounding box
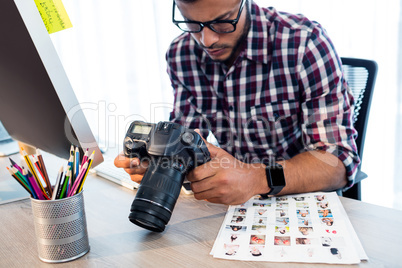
[34,0,72,34]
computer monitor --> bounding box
[0,0,103,166]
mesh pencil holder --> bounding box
[30,191,90,263]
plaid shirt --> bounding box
[166,3,360,186]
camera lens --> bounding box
[128,159,185,232]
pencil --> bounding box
[51,166,64,200]
[29,169,49,200]
[32,155,52,197]
[81,148,89,166]
[69,144,75,157]
[9,158,22,173]
[65,155,74,194]
[36,149,53,197]
[25,169,45,200]
[77,151,95,193]
[59,168,71,199]
[68,161,88,197]
[74,146,80,183]
[21,167,38,199]
[21,147,49,199]
[7,167,32,197]
[11,166,28,185]
[69,145,75,181]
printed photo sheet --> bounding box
[210,192,367,264]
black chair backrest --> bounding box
[340,57,378,199]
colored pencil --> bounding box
[26,169,46,200]
[69,145,75,181]
[9,158,22,173]
[59,168,71,199]
[36,149,53,197]
[32,155,52,197]
[20,147,49,199]
[77,151,95,193]
[51,166,64,200]
[81,148,89,166]
[6,146,96,200]
[7,167,32,196]
[74,146,80,183]
[21,167,37,199]
[67,161,88,197]
[11,166,28,185]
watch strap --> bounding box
[263,163,285,196]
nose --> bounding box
[199,27,219,48]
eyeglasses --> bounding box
[172,0,245,34]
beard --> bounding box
[195,1,251,66]
[222,5,251,66]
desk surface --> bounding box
[0,157,401,267]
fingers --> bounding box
[114,152,148,177]
[130,174,144,183]
[114,152,139,168]
[191,182,232,205]
[194,129,220,158]
[124,160,149,174]
[186,157,218,183]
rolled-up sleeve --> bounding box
[297,26,360,189]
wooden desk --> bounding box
[0,162,401,267]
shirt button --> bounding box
[229,105,234,111]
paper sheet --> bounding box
[210,192,367,264]
[34,0,72,34]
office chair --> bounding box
[340,57,378,200]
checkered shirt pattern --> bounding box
[166,3,360,187]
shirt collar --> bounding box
[243,2,271,64]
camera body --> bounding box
[124,121,210,232]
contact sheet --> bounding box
[211,191,367,264]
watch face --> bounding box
[270,167,286,186]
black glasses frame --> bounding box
[172,0,245,34]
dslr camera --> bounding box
[124,121,210,232]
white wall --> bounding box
[50,0,401,210]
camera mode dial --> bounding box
[124,136,134,149]
[181,132,194,145]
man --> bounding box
[115,0,359,205]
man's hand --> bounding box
[114,152,149,183]
[186,137,268,205]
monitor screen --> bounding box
[0,0,103,166]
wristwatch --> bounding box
[262,163,286,196]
